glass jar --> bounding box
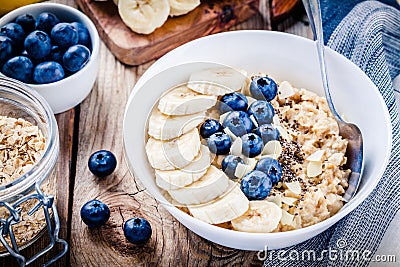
[0,77,67,266]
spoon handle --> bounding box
[302,0,342,120]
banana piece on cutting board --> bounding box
[169,0,201,16]
[231,201,282,233]
[118,0,170,34]
[155,145,212,190]
[145,128,201,170]
[188,182,249,224]
[158,85,217,115]
[188,68,248,96]
[148,108,206,140]
[168,165,230,205]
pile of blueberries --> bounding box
[0,12,91,84]
[80,150,152,245]
[200,76,283,201]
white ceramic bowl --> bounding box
[123,31,392,250]
[0,3,99,114]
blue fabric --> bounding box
[320,0,400,44]
[264,1,400,266]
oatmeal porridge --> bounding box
[145,67,350,233]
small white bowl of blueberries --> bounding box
[0,3,99,114]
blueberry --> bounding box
[250,76,278,101]
[62,44,90,73]
[200,119,223,139]
[24,30,52,60]
[255,157,282,184]
[255,124,280,144]
[51,23,78,48]
[33,61,64,84]
[50,45,64,63]
[2,56,33,83]
[207,132,231,155]
[221,155,244,179]
[222,111,253,137]
[241,133,263,158]
[80,199,110,227]
[71,22,91,48]
[241,170,272,200]
[35,12,60,34]
[0,36,13,68]
[219,92,248,113]
[247,100,274,125]
[123,217,152,244]
[88,150,117,177]
[15,14,35,33]
[0,23,25,50]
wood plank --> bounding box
[69,14,272,267]
[76,0,260,66]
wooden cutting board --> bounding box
[76,0,260,66]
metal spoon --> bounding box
[302,0,363,201]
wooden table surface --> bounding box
[0,0,311,266]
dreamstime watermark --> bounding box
[257,239,397,263]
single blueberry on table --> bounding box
[123,217,152,245]
[33,61,64,84]
[51,22,78,48]
[255,123,280,144]
[221,155,244,180]
[241,170,272,200]
[222,111,253,137]
[219,92,248,113]
[62,44,90,73]
[80,199,110,227]
[200,119,223,139]
[71,22,91,48]
[24,30,52,60]
[0,23,25,50]
[35,12,60,33]
[2,56,34,83]
[241,133,263,158]
[207,132,231,155]
[247,100,275,125]
[88,150,117,177]
[0,36,13,68]
[15,13,36,33]
[255,157,282,184]
[250,76,278,101]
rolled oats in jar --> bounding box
[0,77,67,265]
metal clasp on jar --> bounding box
[0,182,68,266]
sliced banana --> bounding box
[118,0,170,34]
[145,128,200,170]
[168,165,230,205]
[148,108,206,140]
[188,182,249,224]
[155,145,212,190]
[169,0,200,16]
[188,68,248,96]
[158,85,217,115]
[231,201,282,233]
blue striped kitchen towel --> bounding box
[264,1,400,266]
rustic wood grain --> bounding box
[76,0,260,66]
